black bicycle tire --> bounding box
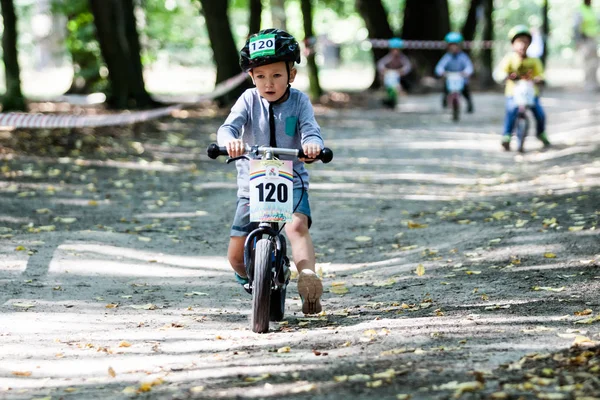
[452,96,460,122]
[252,238,272,333]
[269,286,286,321]
[516,114,529,152]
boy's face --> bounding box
[249,61,296,102]
[448,43,460,54]
[512,36,531,57]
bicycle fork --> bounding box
[243,224,289,292]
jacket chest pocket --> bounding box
[284,116,298,137]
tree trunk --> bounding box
[402,0,450,76]
[122,0,154,106]
[0,0,25,111]
[249,0,262,35]
[355,0,394,89]
[541,0,549,65]
[199,0,248,106]
[89,0,153,109]
[300,0,322,100]
[270,0,286,31]
[461,0,481,42]
[479,0,494,88]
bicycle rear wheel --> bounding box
[269,287,286,321]
[252,238,272,333]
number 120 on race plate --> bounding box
[249,159,293,223]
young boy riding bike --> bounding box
[376,38,412,108]
[435,32,475,113]
[494,25,551,151]
[216,29,325,315]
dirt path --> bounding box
[0,90,599,400]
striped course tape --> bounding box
[0,72,248,129]
[370,39,495,49]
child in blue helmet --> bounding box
[435,32,475,112]
[376,38,413,107]
[217,29,325,315]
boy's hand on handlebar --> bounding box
[225,139,245,158]
[508,72,518,81]
[300,143,322,162]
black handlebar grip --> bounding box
[298,147,333,163]
[320,148,333,164]
[207,143,228,159]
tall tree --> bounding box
[270,0,286,30]
[249,0,262,35]
[198,0,248,105]
[89,0,154,109]
[461,0,481,42]
[479,0,494,88]
[541,0,549,65]
[0,0,25,111]
[300,0,322,100]
[402,0,450,75]
[355,0,393,88]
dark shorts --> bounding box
[230,188,311,237]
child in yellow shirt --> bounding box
[494,25,551,151]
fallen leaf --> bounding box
[105,303,119,309]
[108,366,116,377]
[130,303,157,310]
[366,379,383,388]
[330,285,348,295]
[568,226,584,232]
[11,371,32,376]
[466,270,482,275]
[277,346,291,353]
[544,253,557,258]
[415,264,425,276]
[532,286,565,292]
[118,341,132,348]
[290,383,317,393]
[15,245,26,251]
[354,236,372,242]
[408,221,428,229]
[515,219,529,228]
[574,309,593,316]
[244,373,270,383]
[190,386,205,393]
[12,302,35,309]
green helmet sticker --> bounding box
[249,34,276,59]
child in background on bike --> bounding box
[494,25,551,151]
[376,38,412,107]
[435,32,475,113]
[217,29,324,315]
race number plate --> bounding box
[249,34,276,59]
[249,159,293,223]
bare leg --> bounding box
[284,213,315,273]
[227,236,247,278]
[285,213,322,314]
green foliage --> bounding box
[50,0,106,93]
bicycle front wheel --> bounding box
[451,95,460,122]
[515,114,529,153]
[252,238,273,333]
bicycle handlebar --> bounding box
[206,143,333,164]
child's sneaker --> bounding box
[297,270,323,315]
[537,132,551,147]
[235,273,251,294]
[501,136,511,151]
